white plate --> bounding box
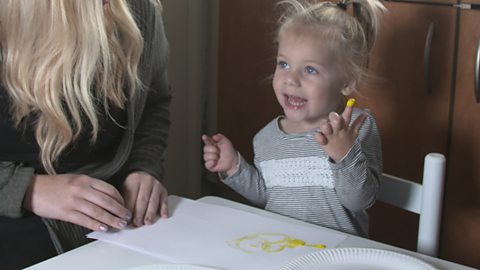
[281,248,438,270]
[123,264,222,270]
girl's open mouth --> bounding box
[285,94,307,110]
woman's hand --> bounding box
[23,174,132,232]
[122,171,168,227]
[315,99,367,163]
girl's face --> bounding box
[273,27,348,132]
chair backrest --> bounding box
[376,153,446,257]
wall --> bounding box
[161,0,218,198]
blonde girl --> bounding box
[203,0,385,237]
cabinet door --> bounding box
[354,2,456,251]
[218,0,282,160]
[216,0,281,200]
[441,6,480,268]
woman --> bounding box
[0,0,171,267]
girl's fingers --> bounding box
[340,98,366,135]
[314,132,328,145]
[328,112,344,131]
[319,120,333,136]
[203,144,219,154]
[202,134,216,145]
[203,133,226,145]
[205,160,218,170]
[203,152,220,163]
[351,113,368,135]
[341,98,356,124]
[212,133,226,142]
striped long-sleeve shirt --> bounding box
[222,108,382,237]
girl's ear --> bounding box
[341,80,356,96]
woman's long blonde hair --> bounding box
[0,0,160,174]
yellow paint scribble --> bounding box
[227,233,326,254]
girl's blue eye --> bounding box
[305,66,318,75]
[278,61,289,70]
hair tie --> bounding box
[337,1,348,10]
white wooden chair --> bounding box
[377,153,446,257]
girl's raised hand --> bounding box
[314,98,367,162]
[202,133,238,176]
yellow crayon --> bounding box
[346,98,356,107]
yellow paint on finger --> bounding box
[346,98,356,107]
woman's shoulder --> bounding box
[127,0,160,26]
[127,0,156,11]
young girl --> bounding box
[203,0,384,237]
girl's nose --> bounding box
[285,72,299,86]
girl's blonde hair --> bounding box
[0,0,159,174]
[276,0,386,88]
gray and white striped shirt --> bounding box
[222,108,382,237]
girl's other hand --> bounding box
[24,174,131,232]
[202,133,238,176]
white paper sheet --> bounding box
[88,195,347,270]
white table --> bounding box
[26,196,476,270]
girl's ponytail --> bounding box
[342,0,386,52]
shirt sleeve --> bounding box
[220,153,268,207]
[121,5,172,182]
[329,111,383,212]
[0,162,35,217]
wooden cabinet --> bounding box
[441,2,480,266]
[353,0,457,254]
[215,1,480,268]
[355,1,456,180]
[215,0,281,201]
[217,0,281,160]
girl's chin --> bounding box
[283,107,309,119]
[280,118,318,133]
[282,113,325,127]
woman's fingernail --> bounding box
[99,224,108,232]
[119,220,128,228]
[347,98,356,107]
[125,212,132,221]
[144,216,152,224]
[135,218,143,226]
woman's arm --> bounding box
[0,162,35,218]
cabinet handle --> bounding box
[424,23,435,96]
[475,38,480,103]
